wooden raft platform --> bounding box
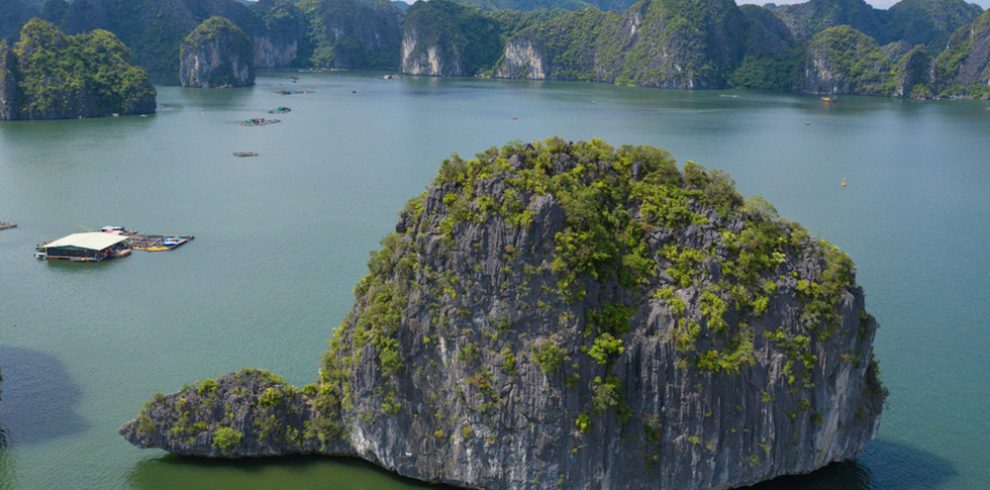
[0,221,16,231]
[123,232,194,252]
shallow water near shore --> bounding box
[0,71,988,489]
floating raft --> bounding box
[240,117,280,127]
[124,232,194,252]
[0,221,16,231]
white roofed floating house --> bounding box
[36,232,132,262]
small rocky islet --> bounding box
[121,138,885,489]
[0,19,155,121]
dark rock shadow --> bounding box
[0,346,88,446]
[746,438,956,490]
[126,454,445,490]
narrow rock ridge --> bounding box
[122,138,885,489]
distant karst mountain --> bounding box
[448,0,638,12]
[180,16,256,88]
[0,0,986,95]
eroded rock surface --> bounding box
[123,139,885,489]
[179,17,254,88]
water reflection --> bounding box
[127,455,442,490]
[748,439,956,490]
[125,438,954,490]
[0,346,87,446]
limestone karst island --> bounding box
[121,140,886,489]
[1,0,988,489]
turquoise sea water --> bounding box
[0,72,987,489]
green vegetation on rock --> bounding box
[180,16,255,88]
[123,138,886,489]
[401,0,503,76]
[299,0,402,69]
[451,0,637,12]
[1,18,155,120]
[935,11,990,98]
[885,0,984,52]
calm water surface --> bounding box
[0,72,988,489]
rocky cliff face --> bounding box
[938,11,990,89]
[803,25,891,95]
[34,0,265,83]
[894,45,935,97]
[0,41,17,120]
[250,0,308,68]
[400,0,502,77]
[122,138,885,489]
[0,19,155,120]
[179,17,254,88]
[252,36,297,69]
[496,0,785,89]
[884,0,984,52]
[496,39,548,79]
[765,0,886,41]
[298,0,402,70]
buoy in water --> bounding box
[841,178,847,188]
[512,116,519,120]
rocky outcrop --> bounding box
[179,17,254,88]
[884,0,984,52]
[935,11,990,94]
[35,0,266,83]
[765,0,886,41]
[400,0,501,77]
[894,45,935,97]
[252,36,297,69]
[803,25,891,95]
[250,0,308,68]
[496,39,548,79]
[122,139,885,489]
[298,0,402,70]
[0,19,155,120]
[0,41,18,120]
[496,0,782,89]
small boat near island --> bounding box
[822,96,837,103]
